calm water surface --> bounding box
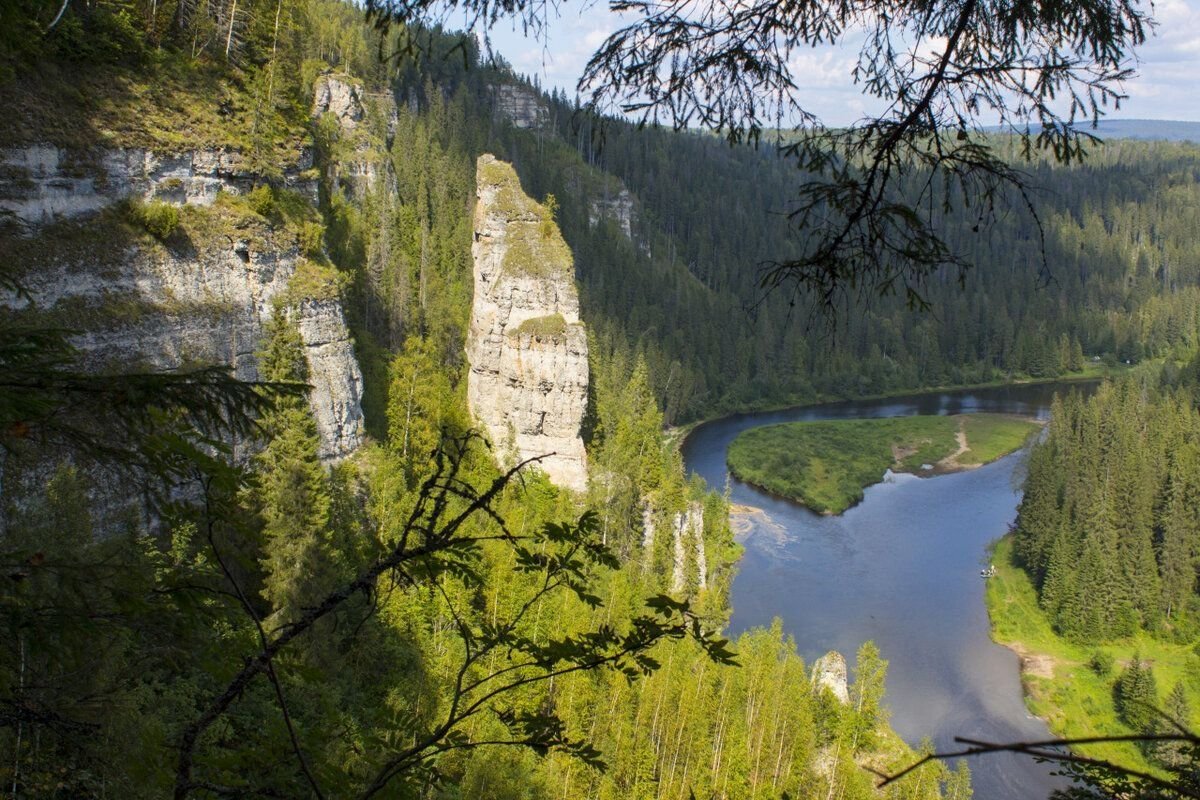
[680,382,1097,800]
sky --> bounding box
[480,0,1200,127]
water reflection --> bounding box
[681,382,1097,800]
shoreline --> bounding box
[728,413,1044,516]
[669,368,1120,455]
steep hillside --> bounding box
[0,81,367,473]
[0,4,970,799]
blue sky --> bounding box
[482,0,1200,126]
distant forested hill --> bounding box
[1084,119,1200,142]
[986,119,1200,143]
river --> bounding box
[679,381,1097,800]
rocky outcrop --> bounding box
[589,189,635,240]
[312,75,365,130]
[642,505,656,549]
[492,84,549,130]
[0,75,373,463]
[641,502,709,593]
[0,145,317,228]
[0,220,364,461]
[295,298,365,460]
[811,651,850,704]
[671,503,707,592]
[466,155,588,492]
[312,73,395,200]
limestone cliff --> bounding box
[0,144,317,228]
[0,80,369,463]
[312,73,396,200]
[466,155,588,492]
[491,84,549,130]
[588,188,636,241]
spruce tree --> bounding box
[254,309,334,626]
[1114,655,1159,735]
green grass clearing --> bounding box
[986,536,1200,778]
[726,413,1039,514]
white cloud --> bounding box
[487,0,1200,124]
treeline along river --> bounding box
[680,382,1100,800]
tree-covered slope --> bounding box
[0,3,964,797]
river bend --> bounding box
[681,382,1096,800]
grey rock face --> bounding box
[670,503,707,592]
[312,73,395,201]
[0,232,364,461]
[811,651,851,704]
[588,189,635,240]
[492,84,549,130]
[312,74,365,130]
[0,71,373,462]
[641,502,709,593]
[466,155,588,492]
[0,145,317,228]
[295,298,365,460]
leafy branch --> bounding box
[174,433,736,798]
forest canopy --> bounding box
[363,0,1155,311]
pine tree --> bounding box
[254,309,334,625]
[847,640,888,753]
[1153,682,1193,767]
[1159,444,1200,622]
[1114,655,1159,734]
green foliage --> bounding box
[848,641,889,753]
[540,192,559,238]
[510,313,568,339]
[727,413,1037,513]
[247,184,277,217]
[987,535,1200,782]
[299,220,326,258]
[1014,380,1200,640]
[959,413,1041,463]
[125,198,180,240]
[384,335,468,486]
[1114,656,1160,734]
[1091,650,1116,677]
[285,257,346,302]
[253,311,337,624]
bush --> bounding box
[127,199,179,240]
[540,193,559,238]
[299,222,325,258]
[247,185,276,218]
[1089,650,1115,676]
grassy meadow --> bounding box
[726,413,1040,514]
[986,536,1200,778]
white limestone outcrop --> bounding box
[642,501,709,593]
[671,502,707,592]
[0,229,364,461]
[0,145,317,228]
[466,155,588,492]
[811,651,851,704]
[492,84,549,130]
[312,73,395,199]
[0,76,376,462]
[312,74,365,130]
[588,189,635,240]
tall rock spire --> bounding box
[466,155,589,492]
